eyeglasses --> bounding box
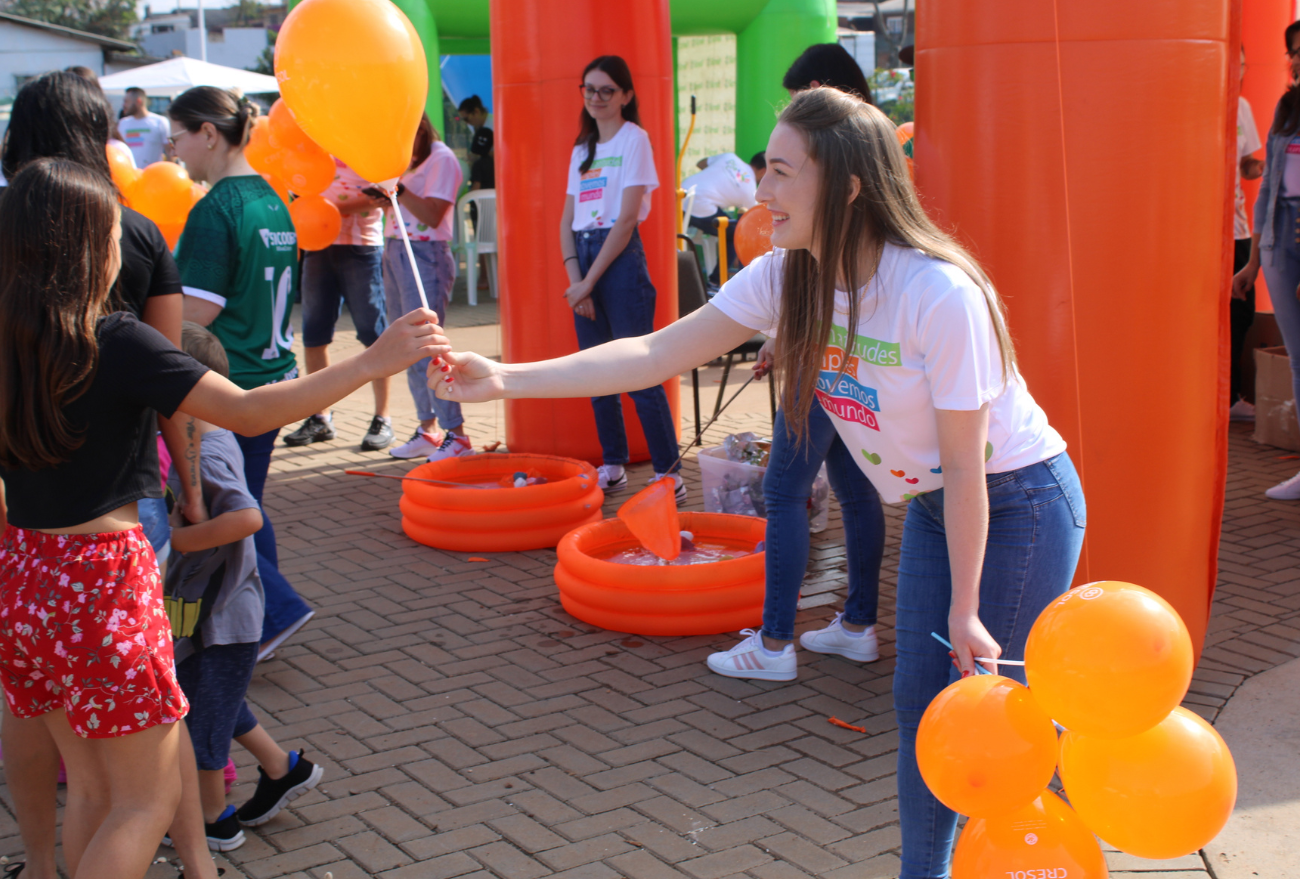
[167,130,189,147]
[579,84,619,101]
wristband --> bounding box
[564,256,579,264]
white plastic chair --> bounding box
[456,189,498,306]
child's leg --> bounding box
[235,723,290,779]
[167,721,221,879]
[1,707,60,879]
[43,710,182,879]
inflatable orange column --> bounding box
[915,0,1238,656]
[490,0,679,464]
[1241,0,1292,312]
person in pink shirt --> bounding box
[284,160,395,451]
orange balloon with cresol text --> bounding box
[1059,707,1237,860]
[953,790,1108,879]
[916,674,1059,818]
[288,194,341,251]
[734,204,774,267]
[1025,581,1194,739]
[274,0,427,184]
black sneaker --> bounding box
[206,806,245,852]
[360,416,395,451]
[236,750,324,826]
[283,414,335,446]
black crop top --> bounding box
[0,313,209,529]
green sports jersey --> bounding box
[176,175,298,390]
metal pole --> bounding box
[197,0,207,62]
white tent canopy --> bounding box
[99,57,279,99]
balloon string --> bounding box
[388,189,430,311]
[929,631,1025,673]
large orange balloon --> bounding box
[288,194,341,251]
[1059,707,1237,860]
[917,674,1059,818]
[106,144,140,201]
[734,204,774,267]
[260,100,335,196]
[244,116,275,175]
[953,791,1108,879]
[127,162,194,228]
[274,0,427,184]
[1025,582,1194,738]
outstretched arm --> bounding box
[434,303,757,403]
[178,308,448,436]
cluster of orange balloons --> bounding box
[244,99,341,250]
[108,145,205,248]
[918,581,1237,876]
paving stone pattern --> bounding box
[2,310,1294,878]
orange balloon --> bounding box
[275,0,427,184]
[106,144,140,201]
[1059,707,1237,860]
[127,162,194,228]
[953,791,1109,879]
[288,194,341,251]
[1025,582,1194,738]
[735,204,774,267]
[261,100,335,196]
[262,174,291,207]
[189,183,207,207]
[156,222,185,250]
[244,116,275,175]
[917,674,1059,818]
[895,120,914,145]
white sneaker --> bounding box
[597,464,628,493]
[653,472,688,505]
[706,629,797,681]
[389,427,442,459]
[1229,399,1255,421]
[1265,471,1300,500]
[427,433,475,463]
[800,613,880,662]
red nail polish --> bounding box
[432,357,442,365]
[440,364,451,372]
[444,376,453,383]
[961,669,971,679]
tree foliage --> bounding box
[6,0,138,41]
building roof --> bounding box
[0,10,137,51]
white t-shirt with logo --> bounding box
[710,245,1067,505]
[325,159,384,247]
[566,121,657,231]
[1236,96,1262,239]
[683,152,757,218]
[385,141,463,242]
[117,112,170,167]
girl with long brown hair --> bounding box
[435,88,1086,877]
[0,158,445,879]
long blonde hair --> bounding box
[774,88,1017,442]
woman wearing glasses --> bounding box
[561,56,682,500]
[1234,20,1300,500]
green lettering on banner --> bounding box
[827,325,902,367]
[590,156,624,169]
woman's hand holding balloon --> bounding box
[948,610,1002,677]
[431,351,505,403]
[363,308,449,378]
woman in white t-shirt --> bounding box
[436,88,1086,878]
[560,55,681,499]
[381,113,472,464]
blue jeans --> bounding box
[1262,197,1300,410]
[301,244,387,348]
[894,452,1086,879]
[762,404,884,640]
[137,496,171,567]
[383,238,462,429]
[573,227,679,474]
[234,428,313,643]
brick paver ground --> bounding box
[2,300,1295,878]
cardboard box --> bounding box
[1253,346,1300,451]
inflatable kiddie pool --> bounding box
[400,454,602,552]
[554,512,766,636]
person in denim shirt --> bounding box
[1234,19,1300,499]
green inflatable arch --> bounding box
[288,0,835,154]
